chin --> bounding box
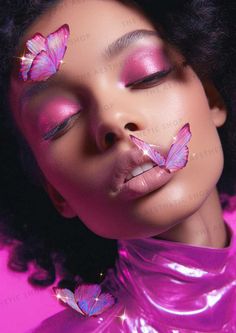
[131,181,209,227]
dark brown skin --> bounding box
[9,0,228,247]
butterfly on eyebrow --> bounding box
[53,283,116,317]
[20,24,70,82]
[130,122,192,173]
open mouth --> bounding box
[124,161,156,183]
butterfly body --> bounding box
[20,24,70,82]
[130,123,192,173]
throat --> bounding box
[153,188,230,249]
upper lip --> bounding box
[110,147,157,192]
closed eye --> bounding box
[125,66,174,89]
[42,67,175,140]
[43,111,81,141]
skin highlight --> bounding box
[9,0,228,247]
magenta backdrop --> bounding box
[0,248,63,333]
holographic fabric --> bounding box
[32,216,236,333]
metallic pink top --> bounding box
[32,215,236,333]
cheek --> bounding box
[142,68,222,163]
[179,74,224,176]
[170,71,224,188]
[31,128,109,199]
[134,73,224,227]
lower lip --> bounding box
[115,166,173,200]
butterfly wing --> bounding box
[26,33,46,55]
[20,33,47,81]
[20,53,35,81]
[75,284,101,316]
[52,287,84,315]
[130,135,166,167]
[46,24,70,69]
[165,123,192,172]
[75,283,115,317]
[20,25,69,82]
[28,50,57,81]
[87,292,115,317]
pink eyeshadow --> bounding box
[37,97,80,134]
[120,45,171,85]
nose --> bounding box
[89,82,146,151]
[98,121,140,150]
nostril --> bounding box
[125,123,138,131]
[105,132,116,147]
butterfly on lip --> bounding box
[19,23,70,82]
[129,122,192,173]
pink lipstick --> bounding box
[116,165,172,200]
[109,147,173,201]
[109,122,191,200]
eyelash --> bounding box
[43,67,174,141]
[125,66,174,89]
[43,111,81,141]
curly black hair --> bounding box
[0,0,236,289]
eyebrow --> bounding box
[103,29,159,59]
[20,29,159,111]
[20,80,57,113]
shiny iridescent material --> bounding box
[20,24,70,82]
[36,216,236,332]
[53,283,115,317]
[112,221,236,332]
[129,122,192,173]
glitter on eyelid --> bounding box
[37,98,80,135]
[120,45,171,86]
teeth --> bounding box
[132,166,143,177]
[125,162,155,182]
[141,162,155,172]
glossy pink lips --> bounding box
[109,123,191,200]
[118,165,173,200]
[130,123,192,173]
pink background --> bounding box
[0,195,236,333]
[0,248,64,333]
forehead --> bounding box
[18,0,156,59]
[10,0,163,117]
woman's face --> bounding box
[9,0,226,239]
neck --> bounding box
[153,187,229,248]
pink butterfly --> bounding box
[130,123,192,173]
[20,24,70,82]
[53,283,115,317]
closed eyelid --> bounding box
[36,98,80,136]
[119,45,171,86]
[18,33,164,119]
[19,30,160,102]
[20,82,59,115]
[19,74,72,115]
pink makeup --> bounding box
[117,166,173,200]
[37,97,80,138]
[120,45,171,86]
[110,123,192,200]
